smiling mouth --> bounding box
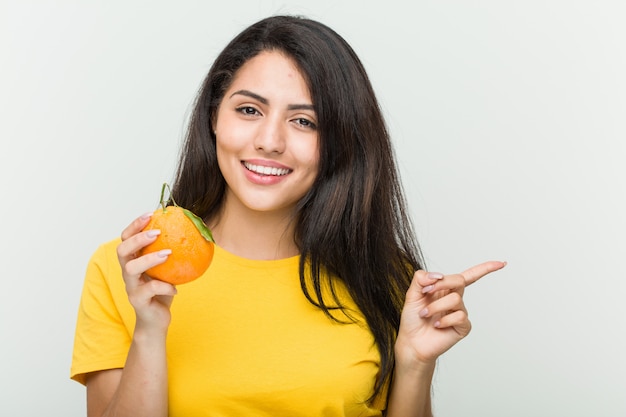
[243,162,291,176]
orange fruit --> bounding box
[139,183,215,285]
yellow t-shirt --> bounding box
[71,238,386,416]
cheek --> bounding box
[215,137,240,179]
[215,131,243,159]
[214,111,249,151]
[296,140,320,172]
[308,155,320,176]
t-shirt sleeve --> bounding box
[70,239,134,385]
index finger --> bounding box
[462,261,507,287]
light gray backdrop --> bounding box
[1,0,624,415]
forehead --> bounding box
[226,50,312,101]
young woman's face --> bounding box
[214,50,319,217]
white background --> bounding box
[1,1,625,415]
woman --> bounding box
[71,15,505,416]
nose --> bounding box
[254,118,285,154]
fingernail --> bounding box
[428,272,444,280]
[422,285,434,294]
[146,229,161,238]
[434,321,441,328]
[157,249,171,257]
[419,308,429,318]
[140,212,154,220]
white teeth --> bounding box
[244,162,290,176]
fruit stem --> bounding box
[159,182,180,212]
[159,182,168,212]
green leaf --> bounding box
[183,208,215,243]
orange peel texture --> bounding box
[140,206,214,285]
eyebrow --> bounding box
[229,89,315,111]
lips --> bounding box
[243,161,291,176]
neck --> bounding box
[208,197,299,261]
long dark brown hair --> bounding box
[170,15,424,402]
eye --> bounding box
[293,117,317,130]
[236,106,260,116]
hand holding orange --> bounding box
[139,183,215,285]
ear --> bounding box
[210,111,218,136]
[211,121,217,136]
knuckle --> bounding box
[121,259,139,276]
[450,292,463,304]
[117,241,134,260]
[453,274,465,286]
[147,278,166,293]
